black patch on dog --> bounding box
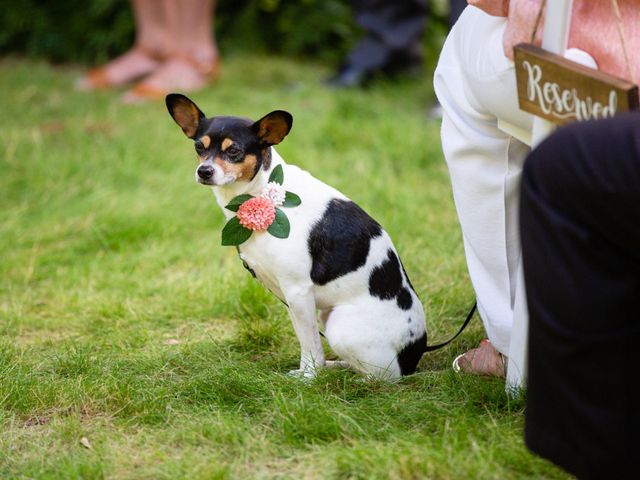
[369,249,403,300]
[308,199,382,286]
[397,332,427,376]
[396,287,413,310]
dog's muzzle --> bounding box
[197,164,214,181]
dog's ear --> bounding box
[252,110,293,146]
[166,93,206,139]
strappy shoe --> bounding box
[75,45,166,91]
[122,53,220,103]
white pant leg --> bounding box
[434,6,533,356]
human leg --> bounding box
[434,7,532,362]
[77,0,168,90]
[123,0,219,102]
[521,113,640,478]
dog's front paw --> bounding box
[287,368,317,380]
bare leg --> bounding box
[123,0,219,102]
[166,0,218,64]
[76,0,169,90]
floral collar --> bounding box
[221,165,301,246]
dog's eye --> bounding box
[226,146,243,160]
[195,141,205,154]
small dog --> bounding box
[166,93,427,380]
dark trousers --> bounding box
[345,0,466,71]
[520,113,640,479]
[346,0,428,70]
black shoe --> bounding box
[325,50,423,89]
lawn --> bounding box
[0,55,567,479]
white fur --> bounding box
[208,149,426,380]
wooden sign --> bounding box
[514,43,639,125]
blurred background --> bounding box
[0,0,450,67]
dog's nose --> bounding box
[197,165,214,180]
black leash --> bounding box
[425,302,476,352]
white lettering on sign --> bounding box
[522,60,618,121]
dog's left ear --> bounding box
[252,110,293,146]
[166,93,206,139]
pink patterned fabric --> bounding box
[469,0,640,83]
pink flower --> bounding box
[260,182,286,206]
[236,197,276,231]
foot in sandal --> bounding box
[452,339,506,377]
[75,46,165,91]
[122,53,219,103]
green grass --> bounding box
[0,54,566,479]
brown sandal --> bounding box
[76,45,166,91]
[123,54,220,102]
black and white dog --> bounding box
[166,93,427,380]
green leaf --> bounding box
[267,208,290,238]
[268,164,284,185]
[225,194,253,212]
[282,191,301,207]
[221,217,253,246]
